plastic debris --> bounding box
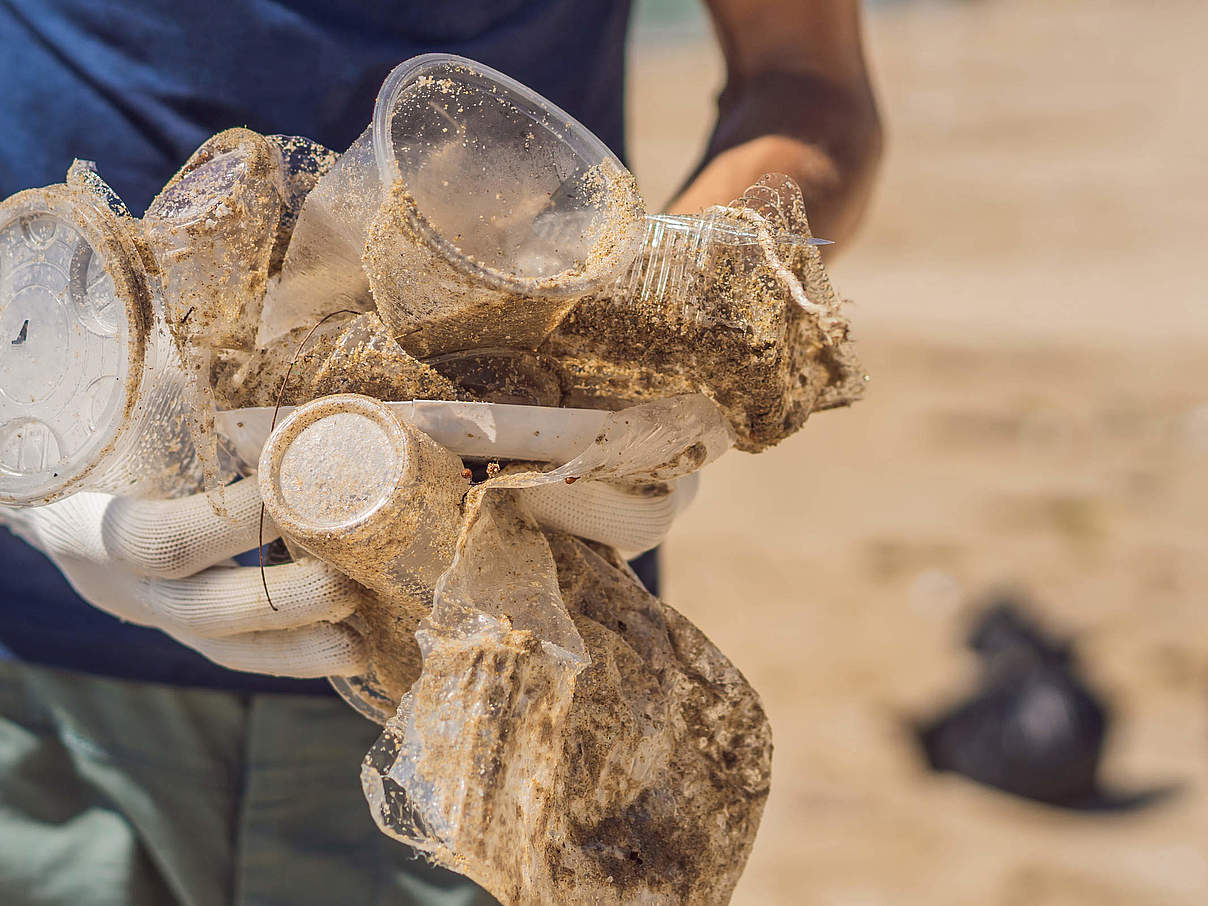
[258,393,469,719]
[142,128,288,505]
[0,52,869,905]
[0,162,204,504]
[359,395,769,904]
[544,174,864,451]
[268,54,644,356]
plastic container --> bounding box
[142,129,293,500]
[264,54,644,354]
[0,166,203,505]
[144,129,287,353]
[257,394,466,582]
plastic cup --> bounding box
[142,129,296,500]
[0,165,202,505]
[265,54,644,354]
[258,394,468,721]
[144,128,287,353]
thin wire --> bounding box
[258,309,361,611]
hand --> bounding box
[0,480,369,678]
[670,0,883,244]
[518,472,699,558]
[0,474,697,678]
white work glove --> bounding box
[0,480,368,678]
[517,472,699,558]
[0,474,698,678]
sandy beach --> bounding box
[627,0,1208,902]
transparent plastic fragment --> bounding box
[259,126,379,344]
[265,135,338,276]
[435,492,586,664]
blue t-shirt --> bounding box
[0,0,641,693]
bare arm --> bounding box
[669,0,883,244]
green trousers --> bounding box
[0,659,499,906]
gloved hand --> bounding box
[0,480,368,678]
[517,472,699,558]
[0,474,698,678]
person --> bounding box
[0,1,882,903]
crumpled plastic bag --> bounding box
[361,394,772,905]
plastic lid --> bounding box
[371,53,643,292]
[0,187,147,504]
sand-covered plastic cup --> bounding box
[143,128,288,354]
[257,393,469,721]
[0,164,203,505]
[265,54,644,354]
[141,129,294,503]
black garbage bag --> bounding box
[916,597,1125,807]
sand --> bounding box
[626,0,1208,903]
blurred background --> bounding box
[627,0,1208,903]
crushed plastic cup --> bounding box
[265,53,645,354]
[544,174,866,453]
[143,129,295,501]
[0,164,204,505]
[144,128,287,354]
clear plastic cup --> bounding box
[143,129,294,500]
[265,54,644,354]
[0,165,203,505]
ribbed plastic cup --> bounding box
[0,169,202,505]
